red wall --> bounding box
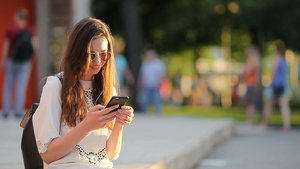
[0,0,37,109]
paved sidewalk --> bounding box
[0,114,235,169]
[197,124,300,169]
[0,117,24,169]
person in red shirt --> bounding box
[1,8,38,118]
[241,45,260,125]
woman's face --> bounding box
[83,36,109,81]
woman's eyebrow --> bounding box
[90,50,106,53]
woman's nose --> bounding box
[93,56,101,64]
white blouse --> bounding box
[33,76,116,169]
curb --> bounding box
[147,120,235,169]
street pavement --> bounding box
[197,124,300,169]
[1,113,299,169]
[0,113,234,169]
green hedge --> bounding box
[149,106,300,125]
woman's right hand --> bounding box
[40,104,119,164]
[82,104,119,131]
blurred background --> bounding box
[1,0,300,126]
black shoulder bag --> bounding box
[20,74,62,169]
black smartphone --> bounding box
[105,96,129,114]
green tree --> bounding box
[92,0,300,109]
[238,0,300,52]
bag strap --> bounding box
[20,73,63,128]
[55,72,63,83]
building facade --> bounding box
[0,0,91,109]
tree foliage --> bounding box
[237,0,300,52]
[92,0,300,57]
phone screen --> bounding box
[105,96,129,114]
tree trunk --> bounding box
[120,0,143,111]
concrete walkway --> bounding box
[0,114,235,169]
[197,124,300,169]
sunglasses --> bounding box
[88,52,111,62]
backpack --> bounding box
[12,28,33,62]
[20,74,62,169]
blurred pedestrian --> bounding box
[259,40,291,132]
[139,50,165,115]
[240,45,260,125]
[114,37,134,96]
[1,8,38,118]
[33,17,134,168]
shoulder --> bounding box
[43,76,62,91]
[5,24,17,38]
[272,56,280,64]
[156,59,165,68]
[6,24,17,31]
[38,76,62,105]
[28,26,37,37]
[155,58,164,64]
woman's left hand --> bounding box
[115,106,134,126]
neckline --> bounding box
[80,80,93,91]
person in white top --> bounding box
[33,17,134,169]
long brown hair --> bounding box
[60,17,118,129]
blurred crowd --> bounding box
[1,7,297,133]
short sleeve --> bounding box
[33,76,62,153]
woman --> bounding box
[33,17,134,168]
[259,40,291,132]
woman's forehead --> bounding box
[90,36,108,51]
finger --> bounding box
[93,109,117,123]
[116,114,133,123]
[103,115,117,123]
[125,116,132,122]
[116,118,129,126]
[103,111,118,118]
[116,114,133,124]
[121,106,134,112]
[116,110,131,118]
[124,119,131,125]
[90,104,105,112]
[121,106,134,115]
[102,105,119,115]
[101,111,118,123]
[115,113,126,121]
[118,107,131,114]
[118,109,134,117]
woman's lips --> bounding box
[91,65,100,70]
